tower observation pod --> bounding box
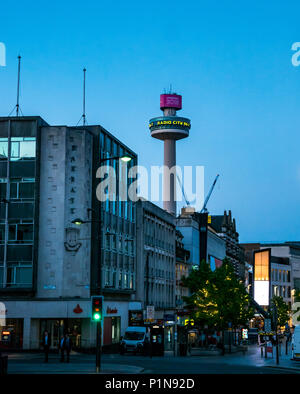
[149,93,191,215]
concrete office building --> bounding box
[210,210,245,279]
[176,207,226,270]
[135,199,176,314]
[175,230,190,308]
[0,116,137,350]
[263,242,300,293]
[242,242,300,309]
[135,199,177,351]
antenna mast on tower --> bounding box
[9,55,23,117]
[77,67,87,126]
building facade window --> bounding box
[4,262,33,287]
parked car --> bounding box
[291,325,300,360]
[120,326,147,355]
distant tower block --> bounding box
[149,93,191,215]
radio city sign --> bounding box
[149,117,191,131]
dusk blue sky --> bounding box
[1,1,300,243]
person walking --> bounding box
[60,333,73,363]
[42,330,51,363]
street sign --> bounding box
[147,305,155,320]
[266,341,273,358]
[264,318,272,333]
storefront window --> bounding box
[40,319,82,350]
[103,316,121,346]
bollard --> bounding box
[0,355,8,376]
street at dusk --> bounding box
[5,346,300,375]
[1,0,300,387]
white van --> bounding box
[120,326,148,354]
[291,325,300,360]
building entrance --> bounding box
[0,318,23,350]
[39,319,82,350]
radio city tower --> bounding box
[149,93,191,215]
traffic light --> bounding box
[91,296,103,322]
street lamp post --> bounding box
[270,301,279,365]
[72,154,132,373]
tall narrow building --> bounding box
[149,93,191,215]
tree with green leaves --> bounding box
[292,290,300,323]
[271,296,290,328]
[182,258,254,330]
[181,259,217,328]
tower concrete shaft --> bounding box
[163,139,176,215]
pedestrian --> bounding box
[59,335,65,362]
[60,333,73,363]
[200,332,205,347]
[42,330,51,363]
[148,334,153,358]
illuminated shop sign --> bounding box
[149,117,191,131]
[254,249,271,307]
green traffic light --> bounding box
[93,313,101,321]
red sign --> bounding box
[107,307,118,314]
[73,304,83,314]
[160,94,182,110]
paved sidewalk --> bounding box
[5,352,144,374]
[214,344,300,372]
[7,362,144,374]
[161,344,300,372]
[4,346,300,374]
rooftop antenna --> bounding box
[9,55,23,117]
[77,67,87,126]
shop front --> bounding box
[1,300,94,350]
[1,299,136,351]
[39,318,82,350]
[164,314,176,351]
[103,316,121,351]
[0,318,23,350]
[102,301,131,351]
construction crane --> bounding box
[200,174,219,213]
[176,174,190,207]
